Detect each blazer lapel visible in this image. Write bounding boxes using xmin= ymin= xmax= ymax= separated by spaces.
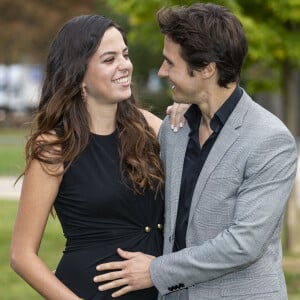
xmin=187 ymin=92 xmax=251 ymax=230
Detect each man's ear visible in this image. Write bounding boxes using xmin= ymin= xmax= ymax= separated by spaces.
xmin=201 ymin=62 xmax=216 ymax=79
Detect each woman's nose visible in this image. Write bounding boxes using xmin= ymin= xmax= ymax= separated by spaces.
xmin=118 ymin=57 xmax=132 ymax=71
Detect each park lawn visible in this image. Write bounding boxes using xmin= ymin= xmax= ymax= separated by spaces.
xmin=285 ymin=270 xmax=300 ymax=300
xmin=0 ymin=145 xmax=25 ymax=176
xmin=0 ymin=128 xmax=27 ymax=175
xmin=1 ymin=200 xmax=300 ymax=299
xmin=0 ymin=200 xmax=65 ymax=299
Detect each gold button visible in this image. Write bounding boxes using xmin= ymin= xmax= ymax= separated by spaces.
xmin=144 ymin=226 xmax=151 ymax=233
xmin=157 ymin=224 xmax=163 ymax=230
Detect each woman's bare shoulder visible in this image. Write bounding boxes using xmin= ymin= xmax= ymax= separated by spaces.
xmin=139 ymin=108 xmax=162 ymax=136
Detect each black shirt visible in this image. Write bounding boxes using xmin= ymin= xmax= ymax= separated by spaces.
xmin=173 ymin=86 xmax=243 ymax=251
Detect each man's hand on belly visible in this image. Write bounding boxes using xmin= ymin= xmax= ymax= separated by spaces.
xmin=94 ymin=248 xmax=155 ymax=297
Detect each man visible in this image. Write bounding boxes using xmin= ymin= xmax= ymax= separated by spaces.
xmin=93 ymin=3 xmax=298 ymax=299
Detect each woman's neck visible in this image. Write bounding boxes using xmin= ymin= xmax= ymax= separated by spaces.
xmin=87 ymin=103 xmax=117 ymax=135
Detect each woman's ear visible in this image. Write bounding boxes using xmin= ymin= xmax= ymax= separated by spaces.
xmin=81 ymin=83 xmax=87 ymax=102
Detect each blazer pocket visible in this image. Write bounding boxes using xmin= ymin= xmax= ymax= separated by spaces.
xmin=220 ymin=275 xmax=279 ymax=296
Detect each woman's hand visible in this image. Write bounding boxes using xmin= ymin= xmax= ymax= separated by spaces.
xmin=166 ymin=102 xmax=190 ymax=132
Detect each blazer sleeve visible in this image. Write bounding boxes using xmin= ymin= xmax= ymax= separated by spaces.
xmin=158 ymin=115 xmax=169 ymax=163
xmin=150 ymin=128 xmax=298 ymax=296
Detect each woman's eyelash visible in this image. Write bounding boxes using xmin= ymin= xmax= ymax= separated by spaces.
xmin=104 ymin=57 xmax=114 ymax=63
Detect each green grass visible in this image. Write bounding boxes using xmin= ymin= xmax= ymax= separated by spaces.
xmin=1 ymin=200 xmax=300 ymax=299
xmin=1 ymin=200 xmax=65 ymax=299
xmin=0 ymin=145 xmax=25 ymax=175
xmin=285 ymin=271 xmax=300 ymax=300
xmin=0 ymin=128 xmax=27 ymax=175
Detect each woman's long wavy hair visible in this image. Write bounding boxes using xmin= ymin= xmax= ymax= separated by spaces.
xmin=24 ymin=15 xmax=164 ymax=195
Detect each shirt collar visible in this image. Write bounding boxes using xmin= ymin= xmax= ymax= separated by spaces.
xmin=215 ymin=85 xmax=243 ymax=126
xmin=184 ymin=85 xmax=243 ymax=134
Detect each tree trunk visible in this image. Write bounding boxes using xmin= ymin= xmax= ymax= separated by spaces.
xmin=282 ymin=61 xmax=299 ymax=253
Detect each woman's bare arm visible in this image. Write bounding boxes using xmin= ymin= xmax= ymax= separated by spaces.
xmin=10 ymin=136 xmax=82 ymax=300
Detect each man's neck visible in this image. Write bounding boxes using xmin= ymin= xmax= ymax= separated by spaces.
xmin=197 ymin=82 xmax=237 ymax=126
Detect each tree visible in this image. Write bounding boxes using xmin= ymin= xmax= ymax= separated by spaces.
xmin=104 ymin=0 xmax=300 ymax=252
xmin=0 ymin=0 xmax=100 ymax=63
xmin=237 ymin=0 xmax=300 ymax=253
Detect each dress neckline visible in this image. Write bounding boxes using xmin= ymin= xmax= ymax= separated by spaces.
xmin=90 ymin=129 xmax=118 ymax=138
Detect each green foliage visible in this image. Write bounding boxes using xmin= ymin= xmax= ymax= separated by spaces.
xmin=0 ymin=0 xmax=105 ymax=63
xmin=104 ymin=0 xmax=300 ymax=92
xmin=237 ymin=0 xmax=300 ymax=67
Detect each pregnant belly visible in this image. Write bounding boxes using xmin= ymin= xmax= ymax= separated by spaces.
xmin=55 ymin=233 xmax=162 ymax=299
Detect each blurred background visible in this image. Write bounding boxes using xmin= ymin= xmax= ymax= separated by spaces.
xmin=0 ymin=0 xmax=299 ymax=299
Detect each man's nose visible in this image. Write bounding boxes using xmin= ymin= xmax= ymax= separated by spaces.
xmin=158 ymin=61 xmax=168 ymax=77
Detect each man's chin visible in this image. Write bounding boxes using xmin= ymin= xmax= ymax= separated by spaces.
xmin=172 ymin=98 xmax=189 ymax=104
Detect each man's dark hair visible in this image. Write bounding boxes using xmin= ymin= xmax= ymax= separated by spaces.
xmin=157 ymin=3 xmax=248 ymax=87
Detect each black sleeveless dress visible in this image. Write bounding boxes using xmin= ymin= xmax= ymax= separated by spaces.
xmin=54 ymin=131 xmax=164 ymax=299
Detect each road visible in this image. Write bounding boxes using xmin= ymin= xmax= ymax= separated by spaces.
xmin=0 ymin=155 xmax=299 ymax=202
xmin=0 ymin=176 xmax=22 ymax=200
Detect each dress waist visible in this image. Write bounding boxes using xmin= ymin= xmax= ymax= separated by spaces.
xmin=64 ymin=221 xmax=163 ymax=253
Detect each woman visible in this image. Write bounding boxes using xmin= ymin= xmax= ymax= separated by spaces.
xmin=10 ymin=15 xmax=169 ymax=299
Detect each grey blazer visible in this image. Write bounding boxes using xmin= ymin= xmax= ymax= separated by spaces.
xmin=150 ymin=90 xmax=298 ymax=300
